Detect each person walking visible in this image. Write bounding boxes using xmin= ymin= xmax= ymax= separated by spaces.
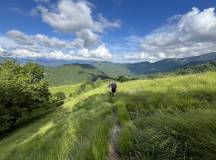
xmin=108 ymin=81 xmax=117 ymax=96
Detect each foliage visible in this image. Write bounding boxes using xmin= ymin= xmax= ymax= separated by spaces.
xmin=175 ymin=61 xmax=216 ymax=75
xmin=117 ymin=75 xmax=134 ymax=82
xmin=53 ymin=92 xmax=66 ymax=101
xmin=52 ymin=92 xmax=66 ymax=107
xmin=0 ymin=61 xmax=55 ymax=134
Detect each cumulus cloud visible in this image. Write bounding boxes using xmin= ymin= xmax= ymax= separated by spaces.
xmin=7 ymin=29 xmax=83 ymax=49
xmin=0 ymin=46 xmax=5 ymax=54
xmin=76 ymin=29 xmax=100 ymax=47
xmin=34 ymin=0 xmax=121 ymax=50
xmin=3 ymin=0 xmax=118 ymax=61
xmin=8 ymin=44 xmax=112 ymax=60
xmin=37 ymin=0 xmax=120 ymax=33
xmin=0 ymin=47 xmax=3 ymax=52
xmin=125 ymin=7 xmax=216 ymax=62
xmin=10 ymin=49 xmax=78 ymax=60
xmin=0 ymin=37 xmax=18 ymax=49
xmin=0 ymin=30 xmax=112 ymax=60
xmin=11 ymin=49 xmax=41 ymax=58
xmin=78 ymin=44 xmax=112 ymax=59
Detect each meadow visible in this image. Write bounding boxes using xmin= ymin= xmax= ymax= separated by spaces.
xmin=115 ymin=72 xmax=216 ymax=160
xmin=0 ymin=72 xmax=216 ymax=160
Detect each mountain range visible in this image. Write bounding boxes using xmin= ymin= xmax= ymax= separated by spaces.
xmin=1 ymin=52 xmax=216 ymax=86
xmin=91 ymin=52 xmax=216 ymax=76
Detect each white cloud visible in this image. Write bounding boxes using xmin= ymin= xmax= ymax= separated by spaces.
xmin=11 ymin=49 xmax=41 ymax=58
xmin=10 ymin=49 xmax=77 ymax=60
xmin=8 ymin=45 xmax=112 ymax=60
xmin=0 ymin=37 xmax=18 ymax=49
xmin=0 ymin=29 xmax=113 ymax=61
xmin=37 ymin=0 xmax=121 ymax=33
xmin=1 ymin=0 xmax=118 ymax=61
xmin=93 ymin=44 xmax=112 ymax=59
xmin=78 ymin=44 xmax=112 ymax=59
xmin=34 ymin=0 xmax=121 ymax=49
xmin=125 ymin=7 xmax=216 ymax=62
xmin=0 ymin=46 xmax=5 ymax=53
xmin=76 ymin=29 xmax=100 ymax=47
xmin=7 ymin=29 xmax=83 ymax=49
xmin=98 ymin=14 xmax=121 ymax=29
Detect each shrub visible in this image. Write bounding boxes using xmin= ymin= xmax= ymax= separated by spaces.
xmin=0 ymin=61 xmax=55 ymax=134
xmin=117 ymin=76 xmax=131 ymax=82
xmin=53 ymin=92 xmax=66 ymax=101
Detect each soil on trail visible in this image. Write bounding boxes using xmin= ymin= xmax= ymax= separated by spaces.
xmin=109 ymin=107 xmax=121 ymax=160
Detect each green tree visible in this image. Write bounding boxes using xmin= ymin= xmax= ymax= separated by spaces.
xmin=0 ymin=61 xmax=55 ymax=134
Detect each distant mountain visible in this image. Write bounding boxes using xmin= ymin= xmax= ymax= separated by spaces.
xmin=126 ymin=52 xmax=216 ymax=75
xmin=90 ymin=52 xmax=216 ymax=76
xmin=17 ymin=58 xmax=95 ymax=66
xmin=1 ymin=52 xmax=216 ymax=85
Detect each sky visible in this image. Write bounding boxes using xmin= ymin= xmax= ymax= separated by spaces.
xmin=0 ymin=0 xmax=216 ymax=62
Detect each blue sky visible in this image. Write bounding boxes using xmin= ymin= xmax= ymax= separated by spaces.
xmin=0 ymin=0 xmax=216 ymax=62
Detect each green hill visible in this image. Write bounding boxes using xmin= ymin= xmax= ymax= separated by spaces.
xmin=92 ymin=61 xmax=132 ymax=77
xmin=2 ymin=53 xmax=216 ymax=87
xmin=44 ymin=64 xmax=110 ymax=86
xmin=174 ymin=61 xmax=216 ymax=75
xmin=91 ymin=52 xmax=216 ymax=76
xmin=1 ymin=72 xmax=216 ymax=160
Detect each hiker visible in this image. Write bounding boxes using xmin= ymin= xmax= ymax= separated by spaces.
xmin=108 ymin=81 xmax=117 ymax=95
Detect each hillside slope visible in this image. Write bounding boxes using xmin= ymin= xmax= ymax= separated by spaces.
xmin=126 ymin=52 xmax=216 ymax=75
xmin=90 ymin=52 xmax=216 ymax=76
xmin=92 ymin=61 xmax=132 ymax=77
xmin=0 ymin=72 xmax=216 ymax=160
xmin=45 ymin=64 xmax=110 ymax=86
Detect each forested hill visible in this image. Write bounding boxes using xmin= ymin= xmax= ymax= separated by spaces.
xmin=125 ymin=52 xmax=216 ymax=75
xmin=44 ymin=63 xmax=110 ymax=86
xmin=91 ymin=52 xmax=216 ymax=76
xmin=2 ymin=52 xmax=216 ymax=86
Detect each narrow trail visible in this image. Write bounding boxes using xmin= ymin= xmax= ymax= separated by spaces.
xmin=109 ymin=106 xmax=121 ymax=160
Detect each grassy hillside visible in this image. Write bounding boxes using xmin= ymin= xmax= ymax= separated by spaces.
xmin=45 ymin=64 xmax=110 ymax=86
xmin=92 ymin=61 xmax=132 ymax=77
xmin=49 ymin=84 xmax=81 ymax=97
xmin=0 ymin=72 xmax=216 ymax=160
xmin=115 ymin=72 xmax=216 ymax=159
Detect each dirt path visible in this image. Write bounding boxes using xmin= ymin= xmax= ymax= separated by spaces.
xmin=109 ymin=107 xmax=121 ymax=160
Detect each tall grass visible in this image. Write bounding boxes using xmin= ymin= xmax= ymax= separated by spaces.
xmin=0 ymin=83 xmax=113 ymax=160
xmin=1 ymin=72 xmax=216 ymax=160
xmin=115 ymin=72 xmax=216 ymax=160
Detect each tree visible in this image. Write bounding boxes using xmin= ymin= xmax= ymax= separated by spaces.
xmin=0 ymin=61 xmax=54 ymax=134
xmin=53 ymin=92 xmax=66 ymax=101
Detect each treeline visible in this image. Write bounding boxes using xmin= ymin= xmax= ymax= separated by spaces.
xmin=137 ymin=61 xmax=216 ymax=80
xmin=175 ymin=61 xmax=216 ymax=75
xmin=0 ymin=61 xmax=61 ymax=134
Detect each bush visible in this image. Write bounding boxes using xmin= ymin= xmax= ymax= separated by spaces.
xmin=117 ymin=76 xmax=132 ymax=82
xmin=53 ymin=92 xmax=66 ymax=101
xmin=53 ymin=92 xmax=66 ymax=107
xmin=0 ymin=61 xmax=55 ymax=134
